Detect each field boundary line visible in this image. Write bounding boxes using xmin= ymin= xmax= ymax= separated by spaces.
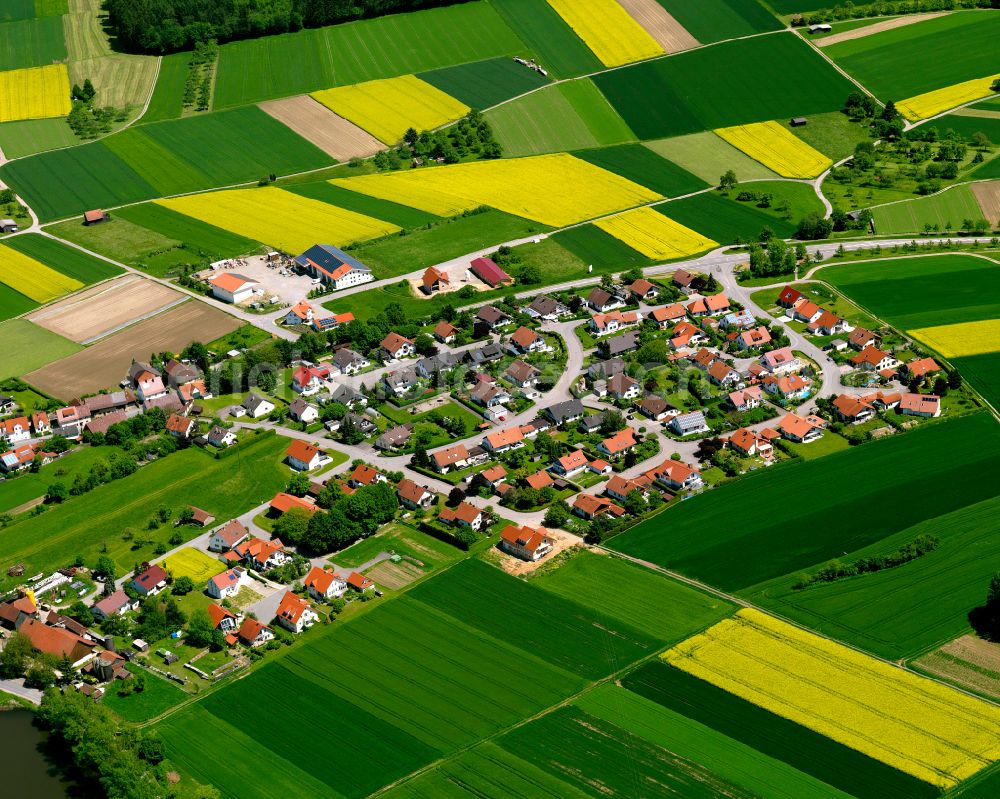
xmin=79 ymin=294 xmax=189 ymax=344
xmin=865 ymin=177 xmax=999 ymax=214
xmin=794 ymin=27 xmax=880 ymax=101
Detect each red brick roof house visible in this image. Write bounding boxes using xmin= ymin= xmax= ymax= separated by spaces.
xmin=791 ymin=300 xmax=823 ymax=324
xmin=234 ymin=537 xmax=289 ymax=572
xmin=207 ymin=568 xmax=246 ymax=600
xmin=832 ymin=394 xmax=876 ymax=424
xmin=737 ymin=326 xmax=772 ymax=351
xmin=904 ymin=358 xmax=942 ymax=380
xmin=848 ymin=328 xmax=879 ymax=351
xmin=509 ymin=326 xmax=544 ymax=354
xmin=207 ymin=604 xmax=238 ymax=633
xmin=380 ymin=332 xmax=416 ymax=361
xmin=422 ymin=266 xmax=450 ymax=293
xmin=599 ymin=427 xmax=637 ymax=459
xmin=777 ymin=286 xmax=803 ymax=308
xmin=237 ymin=618 xmax=274 ymax=648
xmin=269 ymin=493 xmax=318 ymax=515
xmin=91 ymin=589 xmax=137 ymax=621
xmin=650 ymin=459 xmax=702 ymax=491
xmin=572 ymin=493 xmax=625 ymax=521
xmin=432 ymin=443 xmax=469 ymax=473
xmin=808 ymin=310 xmax=849 ymax=336
xmin=606 ymin=474 xmax=652 ymax=503
xmin=779 ymin=413 xmax=823 ymax=443
xmin=286 ymin=439 xmax=325 ymax=472
xmin=628 ymin=278 xmax=660 ymax=302
xmin=304 ymin=566 xmax=347 ymax=600
xmin=649 ymin=303 xmax=687 ymax=328
xmin=551 ymin=449 xmax=589 ymax=477
xmin=19 ymin=618 xmax=96 ymax=667
xmin=31 ymin=411 xmax=50 ymax=434
xmin=499 ymin=525 xmax=554 ymax=561
xmin=524 ymin=469 xmax=555 ymax=489
xmin=850 ymin=346 xmax=898 ymax=373
xmin=672 ymin=269 xmax=698 ymax=294
xmin=439 ymin=501 xmax=486 ymax=530
xmin=130 ymin=565 xmax=168 ymax=596
xmin=348 ymin=463 xmax=386 ymax=488
xmin=899 ymin=393 xmax=941 ymax=418
xmin=728 ymin=427 xmax=773 ymax=459
xmin=728 ymin=386 xmax=763 ymax=412
xmin=397 ymin=478 xmax=434 ymax=509
xmin=347 ymin=572 xmax=375 ymax=592
xmin=275 ymin=591 xmax=319 ymax=633
xmin=433 ymin=320 xmax=457 ymax=343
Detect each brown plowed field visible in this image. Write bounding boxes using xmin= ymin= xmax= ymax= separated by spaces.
xmin=971 ymin=180 xmax=1000 ymax=224
xmin=27 ymin=275 xmax=184 ymax=343
xmin=259 ymin=95 xmax=384 ymax=161
xmin=617 ymin=0 xmax=698 ymax=53
xmin=816 ymin=12 xmax=950 ymax=47
xmin=916 ymin=635 xmax=1000 ymax=702
xmin=25 ymin=301 xmax=240 ymax=399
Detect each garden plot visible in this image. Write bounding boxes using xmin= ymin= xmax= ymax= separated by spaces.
xmin=258 ymin=95 xmax=383 ymax=161
xmin=916 ymin=636 xmax=1000 ymax=703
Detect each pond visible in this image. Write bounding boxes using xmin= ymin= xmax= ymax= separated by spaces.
xmin=0 ymin=708 xmax=71 ymax=798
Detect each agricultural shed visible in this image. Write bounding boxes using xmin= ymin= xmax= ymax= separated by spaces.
xmin=470 ymin=257 xmax=513 ymax=287
xmin=82 ymin=209 xmax=107 ymax=225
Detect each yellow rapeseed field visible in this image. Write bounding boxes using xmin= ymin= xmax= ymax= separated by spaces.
xmin=0 ymin=244 xmax=83 ymax=303
xmin=909 ymin=319 xmax=1000 ymax=358
xmin=714 ymin=121 xmax=833 ymax=179
xmin=158 ymin=187 xmax=399 ymax=254
xmin=663 ymin=609 xmax=1000 ymax=788
xmin=898 ymin=74 xmax=1000 ymax=122
xmin=594 ymin=206 xmax=717 ymax=259
xmin=163 ymin=547 xmax=227 ymax=584
xmin=311 ymin=75 xmax=470 ymax=145
xmin=0 ymin=64 xmax=72 ymax=123
xmin=546 ymin=0 xmax=664 ymax=67
xmin=330 ymin=153 xmax=662 ymax=227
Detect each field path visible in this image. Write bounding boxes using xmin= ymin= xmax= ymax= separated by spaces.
xmin=815 ymin=13 xmax=950 ymax=47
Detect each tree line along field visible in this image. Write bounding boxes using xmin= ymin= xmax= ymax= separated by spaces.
xmin=610 ymin=413 xmax=1000 ymax=592
xmin=0 ymin=433 xmax=289 ymax=593
xmin=211 ymin=1 xmax=529 ymax=109
xmin=0 ymin=106 xmax=335 ymax=222
xmin=825 ymin=11 xmax=1000 ymax=102
xmin=155 ymin=556 xmax=730 ymax=799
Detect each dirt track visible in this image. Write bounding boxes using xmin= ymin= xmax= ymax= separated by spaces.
xmin=27 ymin=275 xmax=184 ymax=343
xmin=617 ymin=0 xmax=699 ymax=53
xmin=259 ymin=96 xmax=383 ymax=161
xmin=25 ymin=301 xmax=240 ymax=399
xmin=971 ymin=181 xmax=1000 ymax=225
xmin=816 ymin=13 xmax=949 ymax=47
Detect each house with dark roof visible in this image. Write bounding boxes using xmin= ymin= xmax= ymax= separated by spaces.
xmin=544 ymin=399 xmax=585 ymax=426
xmin=130 ymin=565 xmax=168 ymax=596
xmin=526 ymin=294 xmax=569 ymax=320
xmin=587 ymin=287 xmax=624 ymax=313
xmin=295 ymin=244 xmax=373 ymax=290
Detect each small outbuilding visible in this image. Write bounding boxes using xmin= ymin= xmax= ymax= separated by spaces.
xmin=790 ymin=117 xmax=808 ymax=127
xmin=83 ymin=209 xmax=108 ymax=226
xmin=0 ymin=219 xmax=18 ymax=233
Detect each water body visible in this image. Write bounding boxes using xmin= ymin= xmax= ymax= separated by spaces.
xmin=0 ymin=709 xmax=70 ymax=798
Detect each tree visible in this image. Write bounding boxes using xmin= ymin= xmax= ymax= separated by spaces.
xmin=448 ymin=487 xmax=466 ymax=506
xmin=272 ymin=507 xmax=312 ymax=547
xmin=95 ymin=554 xmax=117 ymax=584
xmin=286 ymin=471 xmax=311 ymax=497
xmin=623 ymin=490 xmax=647 ymax=517
xmin=719 ymin=170 xmax=737 ymax=192
xmin=0 ymin=631 xmax=33 ymax=677
xmin=947 ymin=370 xmax=962 ymax=390
xmin=185 ymin=608 xmax=216 ymax=649
xmin=171 ymin=576 xmax=195 ymax=595
xmin=988 ymin=573 xmax=1000 ymax=611
xmin=600 ymin=410 xmax=625 ymax=437
xmin=65 ymin=600 xmax=93 ymax=624
xmin=933 ymin=376 xmax=949 ymax=396
xmin=45 ymin=481 xmax=68 ymax=504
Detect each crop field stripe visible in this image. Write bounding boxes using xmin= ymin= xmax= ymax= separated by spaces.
xmin=545 ymin=0 xmax=664 ymax=68
xmin=664 ymin=609 xmax=1000 ymax=788
xmin=0 ymin=318 xmax=80 ymax=379
xmin=488 ymin=0 xmax=604 ymax=79
xmin=417 ymin=56 xmax=550 ymax=110
xmin=162 ymin=547 xmax=225 ymax=583
xmin=553 ymin=223 xmax=655 ymax=270
xmin=652 ymin=191 xmax=797 ymax=244
xmin=644 ymin=131 xmax=780 ymax=183
xmin=213 ymin=2 xmax=528 ymax=108
xmin=0 ymin=63 xmax=71 ymax=123
xmin=0 ymin=117 xmax=80 ymax=159
xmin=408 ymin=558 xmax=662 ymax=680
xmin=593 ymin=33 xmax=855 ymax=140
xmin=610 ymin=413 xmax=1000 ymax=591
xmin=653 ymin=0 xmax=782 ymax=43
xmin=558 ymin=79 xmax=636 ymax=143
xmin=287 ymin=181 xmax=439 ymax=229
xmin=623 ymin=661 xmax=938 ymax=799
xmin=113 ymin=203 xmax=260 ymax=258
xmin=574 ymin=143 xmax=708 ymax=197
xmin=157 ymin=186 xmax=399 ymax=254
xmin=0 ymin=242 xmax=83 ymax=301
xmin=897 ymin=73 xmax=1000 ymax=122
xmin=102 ymin=127 xmax=210 ymax=197
xmin=0 ymin=284 xmax=38 ymax=321
xmin=595 ymin=206 xmax=718 ymax=260
xmin=0 ymin=16 xmax=66 ymax=70
xmin=909 ymin=319 xmax=1000 ymax=358
xmin=950 ymin=352 xmax=1000 ymax=409
xmin=2 ymin=233 xmax=122 ymax=284
xmin=141 ymin=52 xmax=191 ymax=123
xmin=0 ymin=0 xmax=35 ymax=22
xmin=714 ymin=121 xmax=833 ymax=178
xmin=825 ymin=11 xmax=1000 ymax=100
xmin=575 ymin=683 xmax=856 ymax=799
xmin=871 ymin=185 xmax=984 ymax=235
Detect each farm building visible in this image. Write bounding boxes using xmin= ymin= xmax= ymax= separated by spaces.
xmin=83 ymin=209 xmax=108 ymax=226
xmin=469 ymin=257 xmax=513 ymax=287
xmin=295 ymin=244 xmax=373 ymax=290
xmin=209 ymin=272 xmax=258 ymax=304
xmin=0 ymin=219 xmax=18 ymax=233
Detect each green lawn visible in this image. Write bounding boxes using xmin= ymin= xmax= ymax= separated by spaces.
xmin=0 ymin=15 xmax=65 ymax=70
xmin=0 ymin=433 xmax=290 ymax=591
xmin=0 ymin=118 xmax=80 ymax=159
xmin=0 ymin=320 xmax=82 ymax=380
xmin=0 ymin=446 xmax=121 ymax=515
xmin=101 ymin=665 xmax=189 ymax=723
xmin=331 ymin=522 xmax=463 ymax=572
xmin=783 ymin=431 xmax=851 ymax=460
xmin=610 ymin=413 xmax=1000 ymax=592
xmin=777 ymin=111 xmax=875 ymax=161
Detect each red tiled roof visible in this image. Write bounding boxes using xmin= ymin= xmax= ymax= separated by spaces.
xmin=209 ymin=272 xmax=255 ymax=293
xmin=500 ymin=524 xmax=551 ymax=553
xmin=286 ymin=439 xmax=320 ymax=464
xmin=269 ymin=493 xmax=317 ymax=513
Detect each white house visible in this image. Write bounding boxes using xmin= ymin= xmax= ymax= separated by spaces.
xmin=304 ymin=566 xmax=347 ymax=601
xmin=670 ymin=411 xmax=709 ymax=436
xmin=0 ymin=416 xmax=31 ymax=444
xmin=286 ymin=440 xmax=326 ymax=471
xmin=241 ymin=393 xmax=275 ymax=418
xmin=208 ymin=520 xmax=250 ymax=553
xmin=275 ymin=591 xmax=319 ymax=633
xmin=499 ymin=524 xmax=553 ymax=562
xmin=289 ymin=398 xmax=319 ymax=423
xmin=209 ymin=272 xmax=258 ymax=304
xmin=207 ymin=568 xmax=248 ymax=600
xmin=294 ymin=244 xmax=373 ymax=290
xmin=207 ymin=425 xmax=237 ymax=448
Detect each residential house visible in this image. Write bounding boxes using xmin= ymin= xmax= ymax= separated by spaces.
xmin=433 ymin=320 xmax=457 ymax=344
xmin=1 ymin=416 xmax=31 ymax=444
xmin=686 ymin=294 xmax=730 ymax=317
xmin=439 ymin=501 xmax=486 ymax=530
xmin=469 ymin=256 xmax=513 ymax=287
xmin=707 ymin=360 xmax=741 ymax=388
xmin=483 ymin=426 xmax=525 ymax=454
xmin=207 ymin=425 xmax=237 ymax=448
xmin=477 ymin=465 xmax=508 ymax=492
xmin=728 ymin=386 xmax=763 ymax=412
xmin=269 ymin=493 xmax=317 ymax=515
xmin=331 ymin=348 xmax=369 ymax=376
xmin=207 ymin=568 xmax=248 ymax=600
xmin=475 ymin=305 xmax=512 ymax=330
xmin=524 ymin=469 xmax=554 ymax=490
xmin=465 ymin=342 xmax=504 ymax=366
xmin=606 ymin=474 xmax=652 ymax=504
xmin=471 ymin=380 xmax=510 ymax=409
xmin=289 ymin=398 xmax=319 ymax=424
xmin=382 ymin=367 xmax=419 ymax=396
xmin=850 ymin=346 xmax=899 ymax=373
xmin=551 ymin=449 xmax=589 ymax=477
xmin=728 ymin=428 xmax=773 ymax=459
xmin=208 ymin=272 xmax=258 ymax=304
xmin=283 ymin=300 xmax=314 ymax=326
xmin=670 ymin=321 xmax=707 ymax=350
xmin=187 ymin=507 xmax=215 ymax=527
xmin=578 ymin=413 xmax=605 ymax=434
xmin=348 ymin=463 xmax=386 ymax=488
xmin=295 ymin=244 xmax=373 ymax=290
xmin=637 ymin=395 xmax=677 ymax=422
xmin=588 ymin=359 xmax=625 ymax=381
xmin=0 ymin=395 xmax=14 ymax=414
xmin=628 ymin=278 xmax=660 ymax=302
xmin=526 ymin=295 xmax=568 ymax=320
xmin=310 ymin=311 xmax=355 ymax=334
xmin=545 ymin=399 xmax=585 ymax=426
xmin=416 ymin=352 xmax=459 ymax=380
xmin=329 ymin=383 xmax=367 ymax=408
xmin=234 ymin=537 xmax=289 ymax=572
xmin=761 ymin=347 xmax=801 ymax=375
xmin=130 ymin=565 xmax=168 ymax=597
xmin=347 ymin=572 xmax=375 ymax=592
xmin=672 ymin=269 xmax=698 ymax=295
xmin=241 ymin=393 xmax=275 ymax=418
xmin=599 ymin=427 xmax=637 ymax=459
xmin=209 ymin=520 xmax=250 ymax=553
xmin=605 ymin=331 xmax=639 ymax=357
xmin=304 ymin=567 xmax=347 ymax=601
xmin=649 ymin=303 xmax=687 ymax=329
xmin=432 ymin=443 xmax=469 ymax=473
xmin=396 ymin=477 xmax=434 ymax=510
xmin=763 ymin=374 xmax=812 ymax=402
xmin=590 ymin=310 xmax=642 ymax=336
xmin=862 ymin=390 xmax=902 ymax=410
xmin=904 ymin=358 xmax=942 ymax=381
xmin=607 ymin=373 xmax=640 ymax=401
xmin=375 ymin=424 xmax=413 ymax=452
xmin=90 ymin=590 xmax=137 ymax=621
xmin=421 ymin=266 xmax=449 ymax=293
xmin=31 ymin=412 xmax=50 ymax=435
xmin=503 ymin=360 xmax=541 ymax=390
xmin=779 ymin=413 xmax=823 ymax=443
xmin=165 ymin=413 xmax=195 ymax=439
xmin=509 ymin=326 xmax=544 ymax=354
xmin=587 ymin=287 xmax=624 ymax=313
xmin=669 ymin=411 xmax=709 ymax=437
xmin=808 ymin=311 xmax=849 ymax=336
xmin=737 ymin=326 xmax=772 ymax=351
xmin=832 ymin=394 xmax=876 ymax=424
xmin=0 ymin=443 xmax=50 ymax=473
xmin=18 ymin=618 xmax=96 ymax=668
xmin=899 ymin=393 xmax=941 ymax=418
xmin=777 ymin=286 xmax=804 ymax=308
xmin=207 ymin=604 xmax=238 ymax=634
xmin=721 ymin=309 xmax=755 ymax=330
xmin=380 ymin=332 xmax=416 ymax=361
xmin=286 ymin=440 xmax=326 ymax=471
xmin=499 ymin=524 xmax=554 ymax=562
xmin=651 ymin=459 xmax=703 ymax=491
xmin=275 ymin=591 xmax=319 ymax=633
xmin=573 ymin=494 xmax=625 ymax=521
xmin=848 ymin=328 xmax=879 ymax=351
xmin=291 ymin=364 xmax=331 ymax=395
xmin=237 ymin=618 xmax=274 ymax=648
xmin=791 ymin=300 xmax=823 ymax=324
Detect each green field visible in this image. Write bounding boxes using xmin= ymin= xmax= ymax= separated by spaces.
xmin=0 ymin=319 xmax=81 ymax=379
xmin=574 ymin=143 xmax=709 ymax=197
xmin=0 ymin=15 xmax=66 ymax=70
xmin=0 ymin=284 xmax=37 ymax=321
xmin=0 ymin=446 xmax=118 ymax=515
xmin=746 ymin=496 xmax=1000 ymax=660
xmin=654 ymin=0 xmax=782 ymax=43
xmin=777 ymin=111 xmax=875 ymax=160
xmin=142 ymin=52 xmax=191 ymax=123
xmin=872 ymin=184 xmax=985 ymax=235
xmin=48 ymin=216 xmax=185 ymax=277
xmin=0 ymin=433 xmax=290 ymax=590
xmin=485 ymin=78 xmax=635 ymax=157
xmin=114 ymin=203 xmax=259 ymax=261
xmin=825 ymin=11 xmax=1000 ymax=100
xmin=331 ymin=522 xmax=463 ymax=571
xmin=3 ymin=233 xmax=123 ymax=284
xmin=610 ymin=413 xmax=1000 ymax=591
xmin=100 ymin=666 xmax=188 ymax=723
xmin=2 ymin=107 xmax=334 ymax=222
xmin=0 ymin=0 xmax=36 ymax=21
xmin=973 ymin=153 xmax=1000 ymax=181
xmin=768 ymin=0 xmax=838 ymax=11
xmin=950 ymin=351 xmax=1000 ymax=410
xmin=535 ymin=551 xmax=733 ymax=643
xmin=213 ymin=2 xmax=528 ymax=108
xmin=623 ymin=662 xmax=936 ymax=799
xmin=553 ymin=223 xmax=656 ymax=270
xmin=935 ymin=113 xmax=1000 ymax=146
xmin=593 ymin=33 xmax=856 ymax=140
xmin=0 ymin=118 xmax=80 ymax=159
xmin=286 ymin=181 xmax=439 ymax=229
xmin=646 ymin=131 xmax=780 ymax=183
xmin=488 ymin=0 xmax=602 ymax=79
xmin=418 ymin=56 xmax=549 ymax=110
